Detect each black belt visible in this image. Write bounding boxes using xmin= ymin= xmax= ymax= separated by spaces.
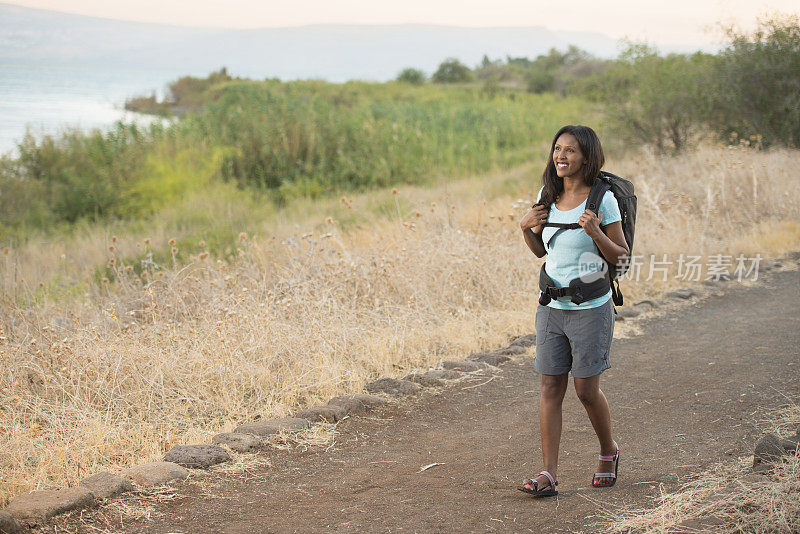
xmin=538 ymin=265 xmax=612 ymax=306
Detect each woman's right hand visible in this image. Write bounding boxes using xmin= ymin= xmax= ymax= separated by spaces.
xmin=520 ymin=204 xmax=550 ymax=234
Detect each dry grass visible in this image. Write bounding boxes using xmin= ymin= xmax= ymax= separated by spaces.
xmin=600 ymin=403 xmax=800 ymax=533
xmin=1 ymin=144 xmax=799 ymax=507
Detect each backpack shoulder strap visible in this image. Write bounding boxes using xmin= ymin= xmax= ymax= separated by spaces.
xmin=586 ymin=174 xmax=611 ymax=216
xmin=542 ymin=175 xmax=610 ymax=248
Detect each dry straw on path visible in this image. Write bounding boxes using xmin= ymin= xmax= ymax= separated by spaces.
xmin=601 ymin=403 xmax=800 ymax=533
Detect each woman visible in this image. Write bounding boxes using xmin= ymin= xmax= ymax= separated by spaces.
xmin=518 ymin=125 xmax=629 ymax=497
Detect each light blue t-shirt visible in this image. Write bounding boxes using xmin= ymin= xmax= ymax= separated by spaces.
xmin=536 ymin=187 xmax=622 ymax=310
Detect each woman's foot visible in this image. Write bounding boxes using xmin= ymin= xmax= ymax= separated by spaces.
xmin=593 ymin=441 xmax=619 ymax=487
xmin=519 ymin=470 xmax=558 ymax=496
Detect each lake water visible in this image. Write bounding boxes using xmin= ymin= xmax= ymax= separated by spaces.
xmin=0 ymin=62 xmax=189 ymax=156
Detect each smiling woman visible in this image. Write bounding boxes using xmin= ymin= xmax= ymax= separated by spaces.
xmin=518 ymin=124 xmax=629 ymax=497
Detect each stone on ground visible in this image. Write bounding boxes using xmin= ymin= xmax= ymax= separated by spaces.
xmin=365 ymin=378 xmax=422 ymax=397
xmin=617 ymin=307 xmax=641 ymax=318
xmin=212 ymin=432 xmax=263 ymax=452
xmin=327 ymin=394 xmax=391 ymax=416
xmin=633 ymin=300 xmax=657 ymax=309
xmin=422 ymin=370 xmax=462 ymax=380
xmin=327 ymin=396 xmax=368 ymax=415
xmin=164 ymin=444 xmax=231 ymax=468
xmin=5 ymin=487 xmax=95 ymax=526
xmin=509 ymin=333 xmax=536 ymax=347
xmin=347 ymin=393 xmax=392 ymax=408
xmin=123 ymin=462 xmax=189 ymax=487
xmin=440 ymin=360 xmax=483 ymax=372
xmin=493 ymin=345 xmax=527 ymax=355
xmin=235 ymin=417 xmax=310 ymax=437
xmin=0 ymin=510 xmax=23 ymax=533
xmin=402 ymin=373 xmax=443 ymax=387
xmin=753 ymin=433 xmax=800 ymax=471
xmin=468 ymin=352 xmax=511 ymax=366
xmin=666 ymin=288 xmax=695 ymax=299
xmin=78 ymin=472 xmax=133 ymax=500
xmin=295 ymin=404 xmax=348 ymax=423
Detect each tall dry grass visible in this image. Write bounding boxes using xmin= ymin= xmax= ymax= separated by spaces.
xmin=1 ymin=144 xmax=800 ymax=506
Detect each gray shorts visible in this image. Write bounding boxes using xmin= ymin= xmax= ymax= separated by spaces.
xmin=533 ymin=298 xmax=615 ymax=378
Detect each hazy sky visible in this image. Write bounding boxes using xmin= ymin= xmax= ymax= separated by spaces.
xmin=8 ymin=0 xmax=798 ymax=44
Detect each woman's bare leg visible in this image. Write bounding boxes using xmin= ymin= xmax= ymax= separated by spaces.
xmin=573 ymin=375 xmax=617 ymax=484
xmin=524 ymin=373 xmax=569 ymax=491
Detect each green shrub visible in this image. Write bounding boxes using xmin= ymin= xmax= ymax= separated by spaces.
xmin=432 ymin=58 xmax=472 ymax=83
xmin=575 ymin=44 xmax=715 ymax=153
xmin=711 ymin=14 xmax=800 ymax=146
xmin=2 ymin=77 xmax=592 ymax=235
xmin=396 ymin=68 xmax=426 ymax=85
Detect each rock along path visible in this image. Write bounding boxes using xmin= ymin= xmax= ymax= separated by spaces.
xmin=55 ymin=269 xmax=800 ymax=533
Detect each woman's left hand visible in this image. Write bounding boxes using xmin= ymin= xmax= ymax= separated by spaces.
xmin=578 ymin=209 xmax=603 ymax=239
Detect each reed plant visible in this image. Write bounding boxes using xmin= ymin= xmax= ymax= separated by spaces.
xmin=1 ymin=81 xmax=591 ymax=235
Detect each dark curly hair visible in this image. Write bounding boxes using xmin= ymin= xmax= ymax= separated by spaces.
xmin=539 ymin=125 xmax=605 ymax=207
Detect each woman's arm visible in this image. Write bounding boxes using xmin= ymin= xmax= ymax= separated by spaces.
xmin=578 ymin=210 xmax=629 ymax=267
xmin=520 ymin=204 xmax=549 ymax=258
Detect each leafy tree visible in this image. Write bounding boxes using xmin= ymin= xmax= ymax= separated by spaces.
xmin=576 ymin=44 xmax=715 ymax=153
xmin=432 ymin=58 xmax=472 ymax=83
xmin=525 ymin=68 xmax=556 ymax=94
xmin=525 ymin=46 xmax=605 ymax=95
xmin=396 ymin=68 xmax=426 ymax=85
xmin=506 ymin=55 xmax=533 ymax=68
xmin=711 ymin=14 xmax=800 ymax=146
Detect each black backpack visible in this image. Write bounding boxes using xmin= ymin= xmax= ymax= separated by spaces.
xmin=541 ymin=171 xmax=637 ymax=305
xmin=589 ymin=171 xmax=637 ymax=304
xmin=591 ymin=172 xmax=636 ymax=271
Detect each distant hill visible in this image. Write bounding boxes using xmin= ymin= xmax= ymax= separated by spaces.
xmin=0 ymin=3 xmax=625 ymax=81
xmin=0 ymin=3 xmax=710 ymax=81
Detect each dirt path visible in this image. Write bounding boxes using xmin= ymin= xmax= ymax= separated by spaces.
xmin=56 ymin=269 xmax=800 ymax=533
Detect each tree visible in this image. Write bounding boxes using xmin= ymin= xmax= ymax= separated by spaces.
xmin=575 ymin=44 xmax=715 ymax=153
xmin=711 ymin=14 xmax=800 ymax=146
xmin=396 ymin=68 xmax=426 ymax=85
xmin=524 ymin=46 xmax=604 ymax=95
xmin=432 ymin=58 xmax=472 ymax=83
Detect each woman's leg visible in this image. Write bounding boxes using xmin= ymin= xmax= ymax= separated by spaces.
xmin=573 ymin=375 xmax=617 ymax=484
xmin=525 ymin=373 xmax=569 ymax=490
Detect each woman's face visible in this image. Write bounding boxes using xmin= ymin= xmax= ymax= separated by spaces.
xmin=552 ymin=133 xmax=586 ymax=180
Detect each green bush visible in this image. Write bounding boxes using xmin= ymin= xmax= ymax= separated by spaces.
xmin=396 ymin=68 xmax=426 ymax=85
xmin=711 ymin=14 xmax=800 ymax=146
xmin=575 ymin=44 xmax=715 ymax=153
xmin=125 ymin=67 xmax=233 ymax=116
xmin=432 ymin=58 xmax=472 ymax=83
xmin=1 ymin=77 xmax=591 ymax=237
xmin=14 ymin=122 xmax=159 ymax=221
xmin=571 ymin=14 xmax=799 ymax=151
